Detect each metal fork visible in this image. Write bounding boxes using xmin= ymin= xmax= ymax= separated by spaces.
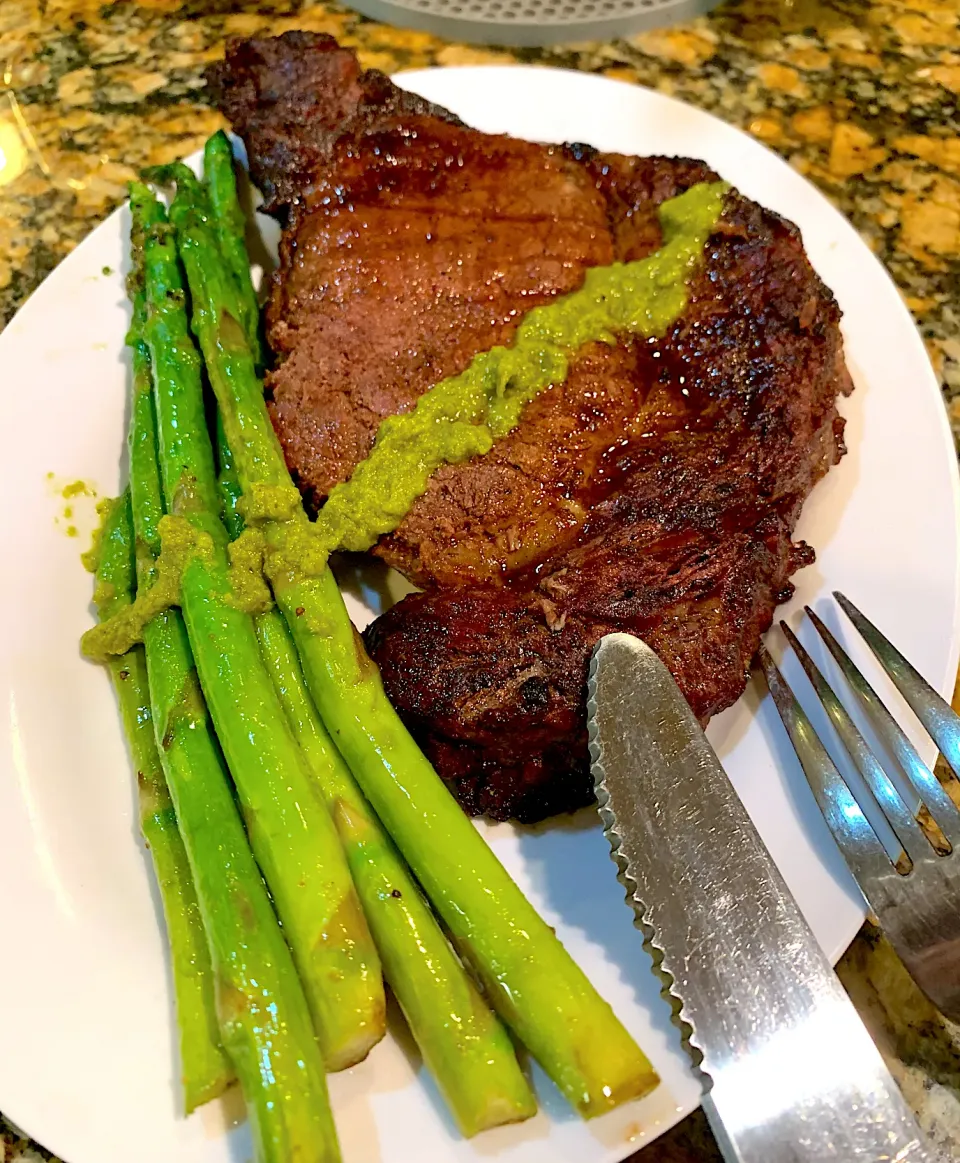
xmin=757 ymin=591 xmax=960 ymax=1024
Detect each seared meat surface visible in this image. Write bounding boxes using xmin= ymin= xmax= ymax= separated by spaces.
xmin=210 ymin=33 xmax=852 ymax=822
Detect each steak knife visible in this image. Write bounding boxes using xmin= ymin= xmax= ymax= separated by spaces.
xmin=587 ymin=632 xmax=931 ymax=1163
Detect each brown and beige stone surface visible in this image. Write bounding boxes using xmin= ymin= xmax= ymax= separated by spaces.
xmin=1 ymin=0 xmax=960 ymax=1159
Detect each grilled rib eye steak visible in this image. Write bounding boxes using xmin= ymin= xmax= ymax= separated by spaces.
xmin=209 ymin=33 xmax=852 ymax=822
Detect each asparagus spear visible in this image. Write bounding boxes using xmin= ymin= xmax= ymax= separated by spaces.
xmin=125 ymin=186 xmax=342 ymax=1161
xmin=92 ymin=489 xmax=232 ymax=1113
xmin=203 ymin=130 xmax=265 ymax=370
xmin=118 ymin=203 xmax=232 ymax=1110
xmin=165 ymin=154 xmax=660 ymax=1119
xmin=133 ymin=181 xmax=385 ymax=1071
xmin=103 ymin=497 xmax=339 ymax=1163
xmin=221 ymin=429 xmax=535 ymax=1134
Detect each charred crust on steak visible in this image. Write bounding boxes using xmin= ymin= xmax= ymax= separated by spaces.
xmin=209 ymin=33 xmax=853 ymax=823
xmin=207 ymin=31 xmax=462 ymax=213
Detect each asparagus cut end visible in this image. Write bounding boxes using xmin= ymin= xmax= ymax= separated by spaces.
xmin=182 ymin=1055 xmax=235 ymax=1116
xmin=325 ymin=1026 xmax=386 ymax=1074
xmin=576 ymin=1063 xmax=661 ymax=1120
xmin=462 ymin=1093 xmax=538 ymax=1138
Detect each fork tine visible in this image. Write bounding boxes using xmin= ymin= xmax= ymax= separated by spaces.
xmin=756 ymin=644 xmax=899 ymax=889
xmin=806 ymin=605 xmax=960 ymax=847
xmin=780 ymin=622 xmax=933 ymax=866
xmin=835 ymin=591 xmax=960 ymax=785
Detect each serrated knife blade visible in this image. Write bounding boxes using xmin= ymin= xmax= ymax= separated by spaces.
xmin=587 ymin=632 xmax=931 ymax=1163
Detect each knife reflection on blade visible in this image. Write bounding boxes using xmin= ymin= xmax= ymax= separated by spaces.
xmin=587 ymin=632 xmax=931 ymax=1163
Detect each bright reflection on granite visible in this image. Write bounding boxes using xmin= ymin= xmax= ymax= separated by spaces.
xmin=0 ymin=119 xmax=27 ymax=189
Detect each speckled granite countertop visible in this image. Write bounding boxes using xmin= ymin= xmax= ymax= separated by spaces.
xmin=1 ymin=1 xmax=959 ymax=1160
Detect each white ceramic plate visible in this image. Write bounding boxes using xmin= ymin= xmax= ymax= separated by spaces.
xmin=0 ymin=65 xmax=958 ymax=1163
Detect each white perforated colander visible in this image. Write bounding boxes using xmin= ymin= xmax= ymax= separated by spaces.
xmin=344 ymin=0 xmax=722 ymax=47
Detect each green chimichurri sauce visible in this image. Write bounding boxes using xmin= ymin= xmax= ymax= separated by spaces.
xmin=312 ymin=180 xmax=728 ymax=556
